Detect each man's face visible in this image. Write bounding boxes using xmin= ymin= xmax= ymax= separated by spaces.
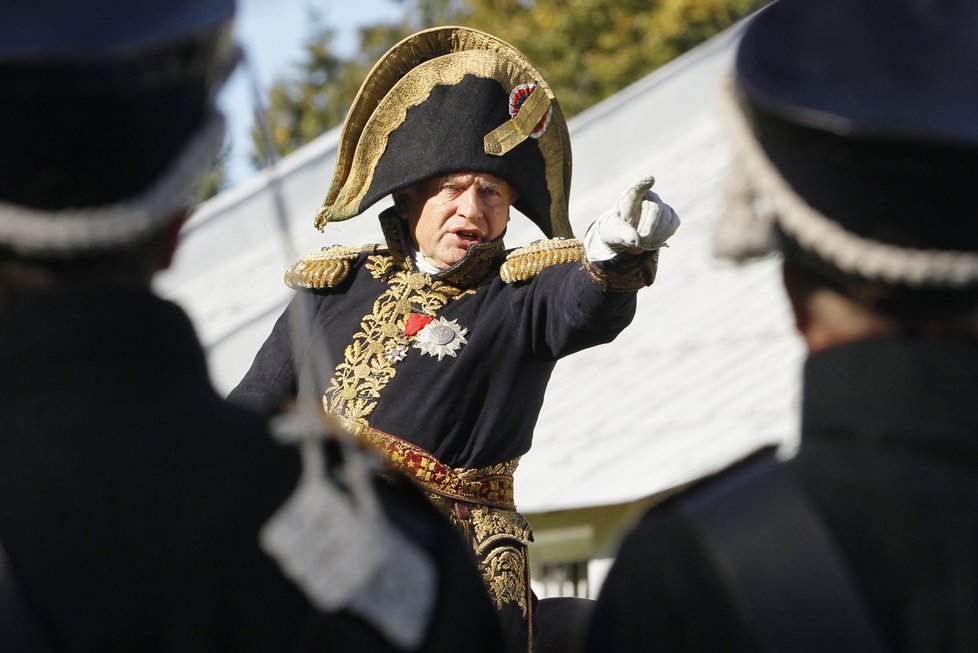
xmin=396 ymin=172 xmax=515 ymax=269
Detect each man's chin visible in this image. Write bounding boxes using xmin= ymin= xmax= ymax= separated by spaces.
xmin=427 ymin=251 xmax=463 ymax=270
xmin=432 ymin=238 xmax=490 ymax=268
xmin=441 ymin=246 xmax=471 ymax=266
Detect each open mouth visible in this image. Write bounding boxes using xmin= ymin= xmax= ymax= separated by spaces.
xmin=453 ymin=229 xmax=482 ymax=244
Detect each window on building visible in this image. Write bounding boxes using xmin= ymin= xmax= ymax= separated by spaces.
xmin=536 ymin=559 xmax=589 ymax=598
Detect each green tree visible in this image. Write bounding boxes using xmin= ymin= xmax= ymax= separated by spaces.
xmin=249 ymin=14 xmax=372 ymax=166
xmin=249 ymin=0 xmax=767 ymax=166
xmin=248 ymin=0 xmax=470 ymax=165
xmin=456 ymin=0 xmax=769 ymax=116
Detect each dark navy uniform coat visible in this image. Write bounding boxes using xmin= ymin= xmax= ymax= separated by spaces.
xmin=231 ymin=213 xmax=642 ymax=471
xmin=587 ymin=334 xmax=978 ymax=652
xmin=0 ymin=288 xmax=505 ymax=652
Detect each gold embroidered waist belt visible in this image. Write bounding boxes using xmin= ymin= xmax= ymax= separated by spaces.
xmin=346 ymin=421 xmax=518 ymax=509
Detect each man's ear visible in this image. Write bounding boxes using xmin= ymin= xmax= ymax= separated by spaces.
xmin=392 ymin=190 xmax=411 ymax=220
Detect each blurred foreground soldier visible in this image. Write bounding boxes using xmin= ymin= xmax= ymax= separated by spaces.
xmin=231 ymin=26 xmax=679 ymax=653
xmin=0 ymin=1 xmax=506 ymax=651
xmin=587 ymin=0 xmax=978 ymax=651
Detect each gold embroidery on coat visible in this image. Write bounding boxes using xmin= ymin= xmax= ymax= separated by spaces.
xmin=425 ymin=493 xmax=532 ymax=619
xmin=481 ymin=541 xmax=530 ymax=614
xmin=365 ymin=252 xmax=394 ymax=280
xmin=473 ymin=506 xmax=532 ymax=615
xmin=316 ymin=230 xmax=530 ymax=622
xmin=322 ymin=253 xmax=473 ymax=426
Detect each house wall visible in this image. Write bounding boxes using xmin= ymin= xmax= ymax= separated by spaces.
xmin=526 ymin=488 xmax=689 ymax=598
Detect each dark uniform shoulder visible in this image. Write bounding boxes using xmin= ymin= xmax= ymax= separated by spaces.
xmin=499 ymin=237 xmax=585 ymax=283
xmin=284 ymin=244 xmax=388 ymax=289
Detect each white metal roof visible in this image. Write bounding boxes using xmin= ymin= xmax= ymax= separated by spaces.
xmin=155 ymin=20 xmax=802 ymax=514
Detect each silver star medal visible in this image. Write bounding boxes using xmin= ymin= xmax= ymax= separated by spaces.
xmin=413 ymin=316 xmax=468 ymax=360
xmin=260 ymin=410 xmax=437 ymax=649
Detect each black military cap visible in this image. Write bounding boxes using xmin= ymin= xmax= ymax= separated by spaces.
xmin=316 ymin=26 xmax=574 ymax=240
xmin=716 ymin=0 xmax=978 ymax=313
xmin=0 ymin=0 xmax=238 ymax=255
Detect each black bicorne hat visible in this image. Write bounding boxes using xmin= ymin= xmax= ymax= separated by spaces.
xmin=315 ymin=26 xmax=574 ymax=239
xmin=715 ymin=0 xmax=978 ymax=311
xmin=0 ymin=0 xmax=238 ymax=255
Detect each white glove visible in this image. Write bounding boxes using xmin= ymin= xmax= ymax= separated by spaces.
xmin=583 ymin=176 xmax=680 ymax=262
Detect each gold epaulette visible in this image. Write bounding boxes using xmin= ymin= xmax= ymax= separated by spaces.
xmin=499 ymin=238 xmax=585 ymax=283
xmin=284 ymin=244 xmax=383 ymax=289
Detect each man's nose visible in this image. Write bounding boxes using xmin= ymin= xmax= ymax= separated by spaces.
xmin=457 ymin=187 xmax=484 ymax=221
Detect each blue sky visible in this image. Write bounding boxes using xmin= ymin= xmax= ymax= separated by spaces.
xmin=219 ymin=0 xmax=402 ymax=185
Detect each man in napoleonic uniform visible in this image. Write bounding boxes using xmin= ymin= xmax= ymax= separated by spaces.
xmin=232 ymin=26 xmax=680 ymax=652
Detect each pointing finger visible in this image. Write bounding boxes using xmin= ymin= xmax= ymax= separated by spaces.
xmin=617 ymin=175 xmax=656 ymax=226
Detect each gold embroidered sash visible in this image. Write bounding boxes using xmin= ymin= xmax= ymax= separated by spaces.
xmin=345 ymin=421 xmax=518 ymax=509
xmin=343 ymin=419 xmax=533 ymax=636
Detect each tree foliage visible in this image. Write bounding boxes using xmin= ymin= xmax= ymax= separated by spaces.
xmin=457 ymin=0 xmax=768 ymax=116
xmin=249 ymin=0 xmax=769 ymax=166
xmin=249 ymin=16 xmax=369 ymax=167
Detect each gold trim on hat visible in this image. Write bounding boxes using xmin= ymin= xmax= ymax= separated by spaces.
xmin=314 ymin=26 xmax=572 ymax=239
